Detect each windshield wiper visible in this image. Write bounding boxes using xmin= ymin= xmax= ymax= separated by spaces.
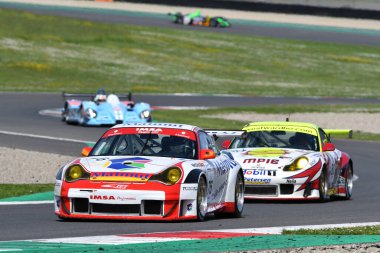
xmin=139 ymin=131 xmax=152 ymax=155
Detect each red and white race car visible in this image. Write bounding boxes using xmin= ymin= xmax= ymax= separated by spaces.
xmin=55 ymin=123 xmax=244 ymax=221
xmin=209 ymin=121 xmax=354 ymax=201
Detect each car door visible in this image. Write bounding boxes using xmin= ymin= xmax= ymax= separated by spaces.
xmin=198 ymin=131 xmax=229 ymax=209
xmin=319 ymin=128 xmax=341 ymax=190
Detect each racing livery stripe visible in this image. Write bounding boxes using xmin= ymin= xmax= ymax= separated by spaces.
xmin=287 ymin=159 xmax=322 ymax=191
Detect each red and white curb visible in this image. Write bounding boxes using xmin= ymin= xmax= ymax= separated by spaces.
xmin=29 ymin=222 xmax=380 ymax=245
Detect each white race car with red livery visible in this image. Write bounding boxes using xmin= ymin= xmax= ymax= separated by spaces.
xmin=209 ymin=121 xmax=353 ymax=201
xmin=55 ymin=123 xmax=244 ymax=221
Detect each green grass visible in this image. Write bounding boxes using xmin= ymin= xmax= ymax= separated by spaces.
xmin=284 ymin=226 xmax=380 ymax=235
xmin=0 ymin=184 xmax=53 ymax=199
xmin=153 ymin=104 xmax=380 ymax=141
xmin=1 ymin=9 xmax=380 ymax=97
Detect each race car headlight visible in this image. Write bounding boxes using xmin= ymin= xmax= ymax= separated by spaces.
xmin=284 ymin=157 xmax=309 ymax=171
xmin=140 ymin=110 xmax=150 ymax=119
xmin=86 ymin=108 xmax=97 ymax=118
xmin=149 ymin=167 xmax=182 ymax=185
xmin=64 ymin=165 xmax=90 ymax=182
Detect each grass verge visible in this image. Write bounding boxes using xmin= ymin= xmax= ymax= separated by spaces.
xmin=0 ymin=184 xmax=54 ymax=199
xmin=284 ymin=226 xmax=380 ymax=235
xmin=0 ymin=8 xmax=380 ymax=97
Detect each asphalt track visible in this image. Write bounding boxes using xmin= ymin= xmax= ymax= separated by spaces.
xmin=1 ymin=92 xmax=380 ymax=241
xmin=1 ymin=1 xmax=380 ymax=47
xmin=0 ymin=3 xmax=379 ymax=243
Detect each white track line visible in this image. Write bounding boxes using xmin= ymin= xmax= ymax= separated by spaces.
xmin=0 ymin=130 xmax=94 ymax=144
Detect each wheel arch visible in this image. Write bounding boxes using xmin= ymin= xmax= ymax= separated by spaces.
xmin=183 ymin=169 xmax=205 ymax=184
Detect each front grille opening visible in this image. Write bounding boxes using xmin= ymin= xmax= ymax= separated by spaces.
xmin=73 ymin=198 xmax=89 ymax=213
xmin=280 ymin=184 xmax=294 ymax=195
xmin=143 ymin=200 xmax=163 ymax=215
xmin=245 ymin=185 xmax=277 ymax=196
xmin=92 ymin=203 xmax=140 ymax=214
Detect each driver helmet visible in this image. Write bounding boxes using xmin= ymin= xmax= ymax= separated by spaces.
xmin=94 ymin=89 xmax=107 ymax=103
xmin=293 ymin=132 xmax=315 ymax=149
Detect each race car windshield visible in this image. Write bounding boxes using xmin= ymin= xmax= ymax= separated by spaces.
xmin=90 ymin=134 xmax=197 ymax=159
xmin=230 ymin=131 xmax=319 ymax=151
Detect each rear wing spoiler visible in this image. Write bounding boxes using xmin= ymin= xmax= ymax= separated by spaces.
xmin=206 ymin=129 xmax=352 ymax=138
xmin=324 ymin=129 xmax=353 ymax=139
xmin=62 ymin=92 xmax=132 ymax=101
xmin=205 ymin=130 xmax=244 ymax=138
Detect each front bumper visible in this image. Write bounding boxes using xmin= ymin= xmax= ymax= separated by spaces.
xmin=55 ymin=182 xmax=198 ymax=220
xmin=243 ymin=176 xmax=320 ymax=200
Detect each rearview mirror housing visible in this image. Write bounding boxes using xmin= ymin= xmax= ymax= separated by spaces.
xmin=81 ymin=146 xmax=92 ymax=157
xmin=322 ymin=143 xmax=335 ymax=152
xmin=199 ymin=149 xmax=216 ymax=160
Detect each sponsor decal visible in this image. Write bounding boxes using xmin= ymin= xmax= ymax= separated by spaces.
xmin=245 ymin=178 xmax=271 ymax=185
xmin=90 ymin=195 xmax=115 ymax=200
xmin=136 ymin=128 xmax=163 ymax=134
xmin=286 ymin=179 xmax=297 ymax=184
xmin=182 ymin=186 xmax=197 ymax=191
xmin=247 ymin=148 xmax=288 ymax=158
xmin=117 ymin=196 xmax=136 ymax=201
xmin=249 ymin=164 xmax=266 ymax=170
xmin=191 ymin=162 xmax=205 ymax=167
xmin=338 ymin=176 xmax=345 ymax=186
xmin=101 ymin=184 xmax=129 ymax=190
xmin=102 ymin=127 xmax=196 ymax=141
xmin=90 ymin=172 xmax=151 ymax=182
xmin=244 ymin=169 xmax=277 ymax=176
xmin=243 ymin=158 xmax=279 ymax=164
xmin=244 ymin=125 xmax=318 ymax=136
xmin=105 ymin=157 xmax=151 ymax=171
xmin=211 ymin=181 xmax=228 ymax=199
xmin=107 ymin=129 xmax=121 ymax=136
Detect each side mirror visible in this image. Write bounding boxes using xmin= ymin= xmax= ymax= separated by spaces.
xmin=81 ymin=146 xmax=92 ymax=157
xmin=221 ymin=140 xmax=231 ymax=150
xmin=322 ymin=143 xmax=335 ymax=152
xmin=199 ymin=149 xmax=216 ymax=160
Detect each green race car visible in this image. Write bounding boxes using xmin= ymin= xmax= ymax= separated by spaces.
xmin=168 ymin=11 xmax=231 ymax=28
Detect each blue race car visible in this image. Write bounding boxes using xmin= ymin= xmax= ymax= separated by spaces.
xmin=62 ymin=89 xmax=152 ymax=126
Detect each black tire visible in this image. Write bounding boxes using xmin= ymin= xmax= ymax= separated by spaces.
xmin=319 ymin=167 xmax=330 ymax=202
xmin=343 ymin=164 xmax=353 ymax=200
xmin=196 ymin=176 xmax=208 ymax=221
xmin=232 ymin=172 xmax=244 ymax=217
xmin=215 ymin=171 xmax=244 ymax=218
xmin=62 ymin=104 xmax=68 ymax=122
xmin=79 ymin=106 xmax=86 ymax=126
